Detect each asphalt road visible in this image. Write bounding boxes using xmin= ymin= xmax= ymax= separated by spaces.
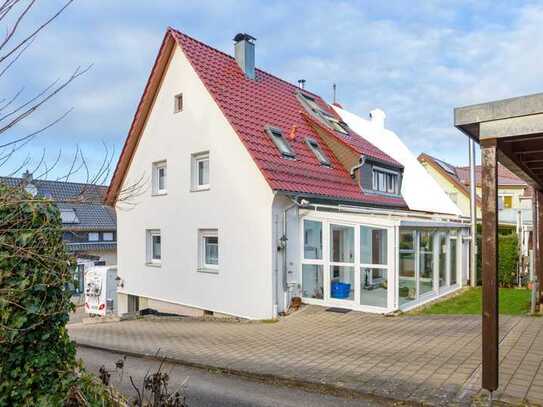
xmin=77 ymin=346 xmax=400 ymax=407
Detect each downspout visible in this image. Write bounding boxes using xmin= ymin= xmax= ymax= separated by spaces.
xmin=278 ymin=199 xmax=303 ymax=314
xmin=350 ymin=156 xmax=366 ymax=179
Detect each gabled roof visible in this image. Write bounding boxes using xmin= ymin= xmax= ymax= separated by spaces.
xmin=418 ymin=154 xmax=528 ymax=189
xmin=0 ymin=176 xmax=116 ymax=231
xmin=418 ymin=153 xmax=482 ymax=206
xmin=106 ymin=28 xmax=406 ymax=208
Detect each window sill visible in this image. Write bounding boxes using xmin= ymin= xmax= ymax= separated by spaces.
xmin=197 ymin=267 xmax=219 ymax=275
xmin=145 ymin=262 xmax=162 ymax=268
xmin=152 ymin=192 xmax=168 ymax=197
xmin=190 ymin=186 xmax=210 ymax=193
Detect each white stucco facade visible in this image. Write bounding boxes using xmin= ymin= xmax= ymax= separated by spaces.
xmin=116 ymin=46 xmax=275 ymax=320
xmin=114 ymin=42 xmax=470 ymax=320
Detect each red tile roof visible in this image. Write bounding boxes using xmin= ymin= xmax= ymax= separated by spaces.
xmin=171 ymin=29 xmax=405 ymax=207
xmin=455 ymin=165 xmax=527 ymax=186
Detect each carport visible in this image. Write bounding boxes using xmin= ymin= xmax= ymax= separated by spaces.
xmin=455 ymin=93 xmax=543 ymax=398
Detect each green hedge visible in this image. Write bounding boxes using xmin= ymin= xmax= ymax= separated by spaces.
xmin=0 ymin=184 xmax=79 ymax=405
xmin=476 ymin=233 xmax=519 ymax=287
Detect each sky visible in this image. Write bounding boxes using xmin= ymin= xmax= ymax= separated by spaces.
xmin=2 ymin=0 xmax=543 ymax=183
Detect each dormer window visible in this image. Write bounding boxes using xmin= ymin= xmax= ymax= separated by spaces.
xmin=372 ymin=167 xmax=399 ymax=195
xmin=306 ymin=138 xmax=330 ymax=166
xmin=266 ymin=127 xmax=295 ymax=158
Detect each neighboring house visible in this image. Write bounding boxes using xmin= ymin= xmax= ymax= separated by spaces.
xmin=1 ymin=172 xmax=117 ymax=292
xmin=418 ymin=153 xmax=533 ymax=227
xmin=106 ymin=28 xmax=469 ymax=319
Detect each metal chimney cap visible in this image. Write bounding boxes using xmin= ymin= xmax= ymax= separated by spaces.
xmin=233 ymin=33 xmax=256 ymax=43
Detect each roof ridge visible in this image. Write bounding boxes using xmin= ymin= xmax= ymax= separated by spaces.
xmin=169 ymin=27 xmax=323 ymax=100
xmin=0 ymin=175 xmax=108 ymax=189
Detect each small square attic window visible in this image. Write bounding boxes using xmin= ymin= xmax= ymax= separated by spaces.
xmin=306 ymin=138 xmax=330 ymax=166
xmin=174 ymin=93 xmax=183 ymax=113
xmin=266 ymin=127 xmax=295 ymax=158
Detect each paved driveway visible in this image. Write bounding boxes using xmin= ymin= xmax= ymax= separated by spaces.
xmin=68 ymin=306 xmax=543 ymax=406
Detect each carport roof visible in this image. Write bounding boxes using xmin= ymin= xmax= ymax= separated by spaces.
xmin=454 ymin=92 xmax=543 ymax=189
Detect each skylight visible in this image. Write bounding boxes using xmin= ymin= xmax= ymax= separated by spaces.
xmin=306 ymin=138 xmax=331 ymax=166
xmin=300 ymin=93 xmax=349 ymax=134
xmin=60 ymin=208 xmax=79 ymax=224
xmin=266 ymin=127 xmax=295 ymax=158
xmin=435 ymin=159 xmax=457 ymax=176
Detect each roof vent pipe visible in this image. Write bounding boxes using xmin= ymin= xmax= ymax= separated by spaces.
xmin=233 ymin=33 xmax=256 ymax=80
xmin=298 ymin=79 xmax=306 ymax=89
xmin=369 ymin=108 xmax=386 ymax=128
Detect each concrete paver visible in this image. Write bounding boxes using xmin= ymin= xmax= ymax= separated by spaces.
xmin=68 ymin=306 xmax=543 ymax=406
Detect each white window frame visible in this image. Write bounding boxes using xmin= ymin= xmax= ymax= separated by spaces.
xmin=152 ymin=161 xmax=167 ymax=195
xmin=103 ymin=232 xmax=114 ymax=241
xmin=146 ymin=229 xmax=162 ymax=266
xmin=300 ymin=215 xmax=395 ymax=312
xmin=498 ymin=193 xmax=514 ymax=210
xmin=88 ymin=232 xmax=99 ymax=242
xmin=372 ymin=166 xmax=399 ymax=195
xmin=191 ymin=152 xmax=210 ymax=191
xmin=198 ymin=229 xmax=219 ymax=273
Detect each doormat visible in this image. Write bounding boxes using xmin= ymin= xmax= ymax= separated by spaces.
xmin=325 ymin=307 xmax=351 ymax=314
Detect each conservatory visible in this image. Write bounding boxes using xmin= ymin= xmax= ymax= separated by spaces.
xmin=299 ymin=209 xmax=469 ymax=313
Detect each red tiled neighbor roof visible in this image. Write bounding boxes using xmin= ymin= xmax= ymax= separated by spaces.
xmin=107 ymin=28 xmax=406 ymax=208
xmin=455 ymin=165 xmax=527 ymax=187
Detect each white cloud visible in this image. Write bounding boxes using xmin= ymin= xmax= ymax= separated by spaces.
xmin=3 ymin=0 xmax=543 ymax=179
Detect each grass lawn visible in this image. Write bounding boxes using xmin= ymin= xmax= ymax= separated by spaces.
xmin=411 ymin=287 xmax=532 ymax=316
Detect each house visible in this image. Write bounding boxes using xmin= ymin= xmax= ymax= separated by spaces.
xmin=106 ymin=28 xmax=470 ymax=319
xmin=418 ymin=153 xmax=533 ymax=227
xmin=1 ymin=171 xmax=117 ymax=292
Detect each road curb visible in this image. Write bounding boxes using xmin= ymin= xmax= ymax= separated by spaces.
xmin=75 ymin=342 xmax=420 ymax=406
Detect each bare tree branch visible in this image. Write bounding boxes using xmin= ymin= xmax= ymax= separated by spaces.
xmin=0 ymin=0 xmax=35 ymax=51
xmin=0 ymin=0 xmax=74 ymax=63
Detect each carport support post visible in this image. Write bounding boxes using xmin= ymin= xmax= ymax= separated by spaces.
xmin=533 ymin=190 xmax=543 ymax=308
xmin=481 ymin=139 xmax=499 ymax=394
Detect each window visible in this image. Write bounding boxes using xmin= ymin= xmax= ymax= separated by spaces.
xmin=450 ymin=237 xmax=457 ymax=286
xmin=266 ymin=127 xmax=295 ymax=158
xmin=191 ymin=152 xmax=210 ymax=190
xmin=88 ymin=232 xmax=99 ymax=242
xmin=299 ymin=93 xmax=348 ymax=134
xmin=499 ymin=194 xmax=513 ymax=209
xmin=305 ymin=138 xmax=331 ymax=166
xmin=419 ymin=230 xmax=435 ymax=296
xmin=198 ymin=229 xmax=219 ymax=271
xmin=399 ymin=230 xmax=416 ymax=305
xmin=146 ymin=230 xmax=161 ymax=265
xmin=372 ymin=167 xmax=399 ymax=195
xmin=103 ymin=232 xmax=114 ymax=241
xmin=60 ymin=208 xmax=79 ymax=224
xmin=174 ymin=93 xmax=183 ymax=113
xmin=301 ymin=220 xmax=324 ymax=300
xmin=330 ymin=224 xmax=355 ymax=300
xmin=152 ymin=161 xmax=167 ymax=195
xmin=360 ymin=226 xmax=389 ymax=308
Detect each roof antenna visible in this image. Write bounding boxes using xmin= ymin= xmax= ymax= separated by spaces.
xmin=333 ymin=83 xmax=337 ymax=104
xmin=298 ymin=79 xmax=306 ymax=89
